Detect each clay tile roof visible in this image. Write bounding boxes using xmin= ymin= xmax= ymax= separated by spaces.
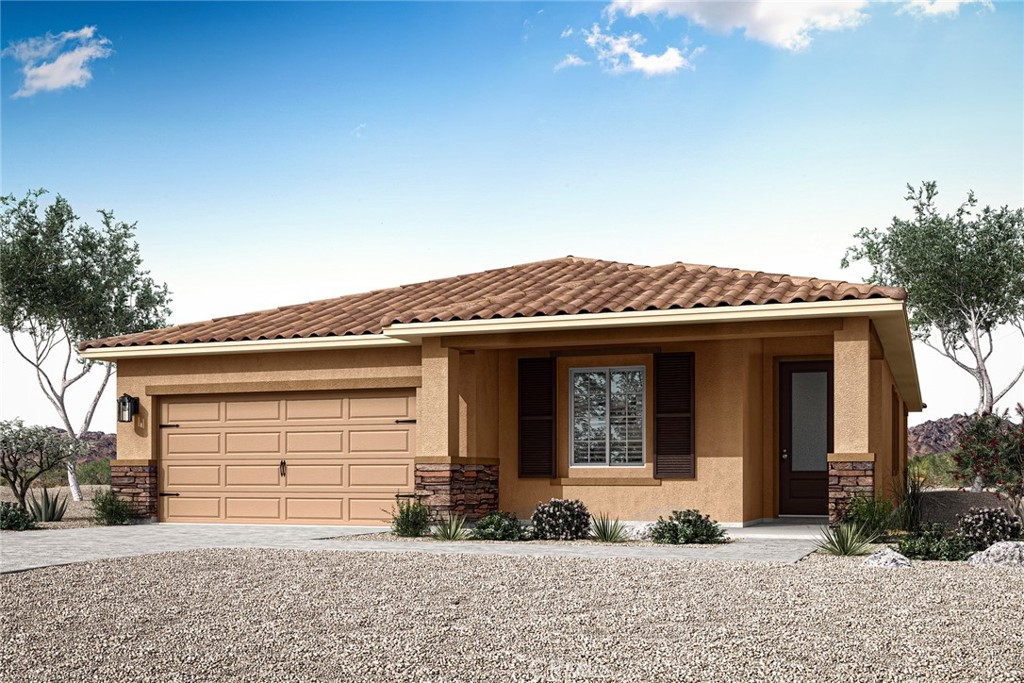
xmin=80 ymin=256 xmax=906 ymax=350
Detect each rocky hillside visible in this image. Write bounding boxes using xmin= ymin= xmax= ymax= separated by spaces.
xmin=908 ymin=415 xmax=970 ymax=457
xmin=44 ymin=428 xmax=116 ymax=461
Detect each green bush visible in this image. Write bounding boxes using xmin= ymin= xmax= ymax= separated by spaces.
xmin=91 ymin=490 xmax=133 ymax=526
xmin=77 ymin=458 xmax=112 ymax=485
xmin=531 ymin=499 xmax=591 ymax=540
xmin=842 ymin=494 xmax=895 ymax=539
xmin=431 ymin=513 xmax=471 ymax=541
xmin=896 ymin=523 xmax=974 ymax=561
xmin=472 ymin=511 xmax=527 ymax=541
xmin=955 ymin=507 xmax=1023 ymax=551
xmin=27 ymin=487 xmax=68 ymax=522
xmin=815 ymin=522 xmax=877 ymax=556
xmin=650 ymin=509 xmax=727 ymax=545
xmin=390 ymin=495 xmax=431 ymax=537
xmin=590 ymin=512 xmax=627 ymax=543
xmin=892 ymin=460 xmax=925 ymax=532
xmin=913 ymin=452 xmax=964 ymax=489
xmin=0 ymin=501 xmax=33 ymax=531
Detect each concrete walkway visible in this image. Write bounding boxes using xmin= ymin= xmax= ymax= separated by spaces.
xmin=1 ymin=523 xmax=820 ymax=573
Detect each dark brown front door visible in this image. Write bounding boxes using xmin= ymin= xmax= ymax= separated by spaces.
xmin=779 ymin=361 xmax=833 ymax=516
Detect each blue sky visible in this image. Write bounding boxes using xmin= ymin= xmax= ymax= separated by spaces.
xmin=2 ymin=1 xmax=1022 ymax=430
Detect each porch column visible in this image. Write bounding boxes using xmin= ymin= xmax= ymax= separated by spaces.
xmin=828 ymin=317 xmax=876 ymax=522
xmin=414 ymin=339 xmax=498 ymax=520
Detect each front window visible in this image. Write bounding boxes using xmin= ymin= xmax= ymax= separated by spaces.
xmin=570 ymin=366 xmax=645 ymax=466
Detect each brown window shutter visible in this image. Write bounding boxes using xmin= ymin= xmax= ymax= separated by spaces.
xmin=518 ymin=357 xmax=555 ymax=478
xmin=654 ymin=352 xmax=695 ymax=479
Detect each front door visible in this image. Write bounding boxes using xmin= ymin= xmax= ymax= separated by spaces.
xmin=779 ymin=361 xmax=833 ymax=516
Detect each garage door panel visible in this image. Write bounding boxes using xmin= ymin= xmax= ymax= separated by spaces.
xmin=165 ymin=464 xmax=221 ymax=486
xmin=286 ymin=498 xmax=343 ymax=520
xmin=160 ymin=390 xmax=415 ymax=525
xmin=286 ymin=431 xmax=344 ymax=453
xmin=225 ymin=400 xmax=281 ymax=422
xmin=225 ymin=497 xmax=280 ymax=519
xmin=286 ymin=464 xmax=343 ymax=486
xmin=349 ymin=464 xmax=410 ymax=487
xmin=166 ymin=433 xmax=221 ymax=455
xmin=349 ymin=429 xmax=409 ymax=453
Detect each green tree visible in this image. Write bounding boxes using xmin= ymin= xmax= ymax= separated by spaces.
xmin=842 ymin=182 xmax=1024 ymax=413
xmin=0 ymin=189 xmax=171 ymax=500
xmin=0 ymin=419 xmax=92 ymax=509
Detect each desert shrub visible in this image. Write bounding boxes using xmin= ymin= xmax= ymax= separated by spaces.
xmin=91 ymin=490 xmax=132 ymax=526
xmin=27 ymin=487 xmax=68 ymax=522
xmin=0 ymin=501 xmax=33 ymax=531
xmin=472 ymin=511 xmax=527 ymax=541
xmin=892 ymin=460 xmax=925 ymax=531
xmin=531 ymin=499 xmax=591 ymax=540
xmin=815 ymin=522 xmax=876 ymax=556
xmin=431 ymin=513 xmax=471 ymax=541
xmin=590 ymin=512 xmax=627 ymax=543
xmin=650 ymin=509 xmax=727 ymax=545
xmin=842 ymin=494 xmax=895 ymax=538
xmin=953 ymin=408 xmax=1024 ymax=518
xmin=896 ymin=523 xmax=974 ymax=561
xmin=955 ymin=507 xmax=1023 ymax=551
xmin=913 ymin=452 xmax=964 ymax=489
xmin=390 ymin=495 xmax=431 ymax=537
xmin=77 ymin=458 xmax=112 ymax=485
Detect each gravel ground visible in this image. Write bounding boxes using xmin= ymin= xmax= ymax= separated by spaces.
xmin=0 ymin=485 xmax=107 ymax=530
xmin=333 ymin=531 xmax=720 ymax=547
xmin=2 ymin=549 xmax=1021 ymax=683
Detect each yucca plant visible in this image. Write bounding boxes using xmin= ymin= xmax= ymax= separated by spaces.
xmin=431 ymin=513 xmax=471 ymax=541
xmin=590 ymin=512 xmax=628 ymax=543
xmin=27 ymin=487 xmax=68 ymax=522
xmin=815 ymin=522 xmax=877 ymax=556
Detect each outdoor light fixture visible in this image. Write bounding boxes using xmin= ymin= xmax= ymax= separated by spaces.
xmin=117 ymin=394 xmax=140 ymax=423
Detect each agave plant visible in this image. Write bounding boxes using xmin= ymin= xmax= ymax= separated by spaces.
xmin=815 ymin=522 xmax=877 ymax=556
xmin=27 ymin=487 xmax=68 ymax=523
xmin=431 ymin=513 xmax=471 ymax=541
xmin=591 ymin=512 xmax=628 ymax=543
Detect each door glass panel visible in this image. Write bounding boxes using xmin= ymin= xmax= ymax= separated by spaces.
xmin=791 ymin=371 xmax=828 ymax=472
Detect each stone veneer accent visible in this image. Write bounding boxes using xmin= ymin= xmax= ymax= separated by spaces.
xmin=828 ymin=460 xmax=875 ymax=524
xmin=110 ymin=461 xmax=158 ymax=520
xmin=414 ymin=463 xmax=498 ymax=520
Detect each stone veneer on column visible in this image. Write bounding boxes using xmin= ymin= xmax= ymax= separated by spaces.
xmin=414 ymin=463 xmax=498 ymax=520
xmin=827 ymin=460 xmax=875 ymax=524
xmin=109 ymin=460 xmax=158 ymax=520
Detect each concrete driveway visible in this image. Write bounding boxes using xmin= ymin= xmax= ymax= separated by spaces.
xmin=1 ymin=523 xmax=821 ymax=573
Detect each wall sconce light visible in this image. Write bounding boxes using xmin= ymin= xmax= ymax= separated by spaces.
xmin=117 ymin=394 xmax=140 ymax=423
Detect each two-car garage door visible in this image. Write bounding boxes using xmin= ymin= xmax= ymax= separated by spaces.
xmin=158 ymin=390 xmax=416 ymax=525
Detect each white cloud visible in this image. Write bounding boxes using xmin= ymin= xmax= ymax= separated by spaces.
xmin=554 ymin=54 xmax=589 ymax=71
xmin=351 ymin=123 xmax=367 ymax=139
xmin=584 ymin=24 xmax=701 ymax=76
xmin=561 ymin=27 xmax=574 ymax=38
xmin=606 ymin=1 xmax=869 ymax=51
xmin=2 ymin=25 xmax=112 ymax=98
xmin=901 ymin=0 xmax=993 ymax=17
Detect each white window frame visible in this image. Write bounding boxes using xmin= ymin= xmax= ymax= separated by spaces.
xmin=569 ymin=365 xmax=646 ymax=468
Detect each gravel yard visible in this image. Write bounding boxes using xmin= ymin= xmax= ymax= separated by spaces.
xmin=0 ymin=485 xmax=107 ymax=530
xmin=2 ymin=549 xmax=1021 ymax=683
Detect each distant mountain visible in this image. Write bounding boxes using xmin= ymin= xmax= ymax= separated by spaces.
xmin=908 ymin=415 xmax=970 ymax=457
xmin=43 ymin=427 xmax=117 ymax=461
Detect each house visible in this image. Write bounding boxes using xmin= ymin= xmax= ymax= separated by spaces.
xmin=80 ymin=257 xmax=921 ymax=526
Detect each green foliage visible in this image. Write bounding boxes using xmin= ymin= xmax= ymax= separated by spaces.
xmin=955 ymin=507 xmax=1023 ymax=551
xmin=390 ymin=496 xmax=431 ymax=537
xmin=91 ymin=490 xmax=132 ymax=526
xmin=842 ymin=494 xmax=895 ymax=538
xmin=531 ymin=499 xmax=591 ymax=540
xmin=815 ymin=522 xmax=877 ymax=556
xmin=953 ymin=408 xmax=1024 ymax=517
xmin=650 ymin=509 xmax=727 ymax=545
xmin=0 ymin=419 xmax=92 ymax=509
xmin=590 ymin=512 xmax=627 ymax=543
xmin=431 ymin=513 xmax=471 ymax=541
xmin=892 ymin=460 xmax=925 ymax=532
xmin=913 ymin=451 xmax=964 ymax=489
xmin=471 ymin=511 xmax=527 ymax=541
xmin=0 ymin=501 xmax=33 ymax=531
xmin=896 ymin=523 xmax=974 ymax=561
xmin=842 ymin=182 xmax=1024 ymax=411
xmin=76 ymin=458 xmax=111 ymax=485
xmin=27 ymin=487 xmax=68 ymax=522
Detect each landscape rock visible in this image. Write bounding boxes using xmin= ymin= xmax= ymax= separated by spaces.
xmin=862 ymin=548 xmax=913 ymax=568
xmin=968 ymin=541 xmax=1024 ymax=567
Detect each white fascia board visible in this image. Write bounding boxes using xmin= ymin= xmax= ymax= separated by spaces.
xmin=78 ymin=334 xmax=415 ymax=360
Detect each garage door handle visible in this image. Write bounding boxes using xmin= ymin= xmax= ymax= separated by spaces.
xmin=279 ymin=460 xmax=287 ymax=477
xmin=159 ymin=492 xmax=180 ymax=497
xmin=395 ymin=419 xmax=417 ymax=424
